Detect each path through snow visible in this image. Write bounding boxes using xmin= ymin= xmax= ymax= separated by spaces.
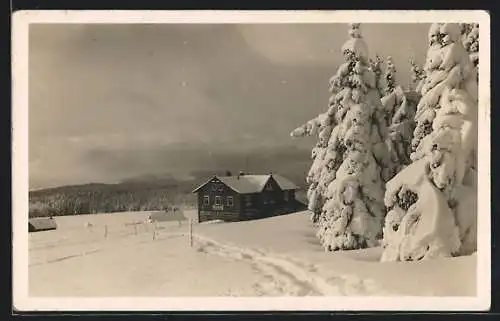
xmin=189 ymin=233 xmax=387 ymax=296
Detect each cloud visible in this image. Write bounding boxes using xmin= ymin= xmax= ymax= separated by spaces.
xmin=28 ymin=23 xmax=429 ymax=188
xmin=238 ymin=24 xmax=344 ymax=65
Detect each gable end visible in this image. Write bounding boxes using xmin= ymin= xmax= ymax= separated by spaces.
xmin=192 ymin=176 xmax=232 ymax=194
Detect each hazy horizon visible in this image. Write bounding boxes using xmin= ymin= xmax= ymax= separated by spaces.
xmin=29 ymin=23 xmax=429 ymax=189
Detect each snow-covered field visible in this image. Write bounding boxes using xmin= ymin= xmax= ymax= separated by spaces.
xmin=29 ymin=210 xmax=476 ymax=297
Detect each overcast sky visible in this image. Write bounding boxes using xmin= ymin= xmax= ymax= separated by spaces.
xmin=29 ymin=23 xmax=430 ymax=189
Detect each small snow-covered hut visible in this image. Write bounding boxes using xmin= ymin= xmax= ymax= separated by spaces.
xmin=148 ymin=209 xmax=186 ymax=222
xmin=29 ymin=217 xmax=57 ymax=232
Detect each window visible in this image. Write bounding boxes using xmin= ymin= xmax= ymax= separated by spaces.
xmin=265 ymin=183 xmax=273 ymax=191
xmin=218 ymin=185 xmax=224 ymax=192
xmin=227 ymin=196 xmax=234 ymax=208
xmin=215 ymin=196 xmax=222 ymax=206
xmin=203 ymin=195 xmax=210 ymax=205
xmin=245 ymin=195 xmax=252 ymax=206
xmin=284 ymin=191 xmax=289 ymax=201
xmin=211 ymin=184 xmax=218 ymax=192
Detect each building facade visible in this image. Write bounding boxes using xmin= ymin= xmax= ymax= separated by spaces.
xmin=192 ymin=173 xmax=303 ymax=223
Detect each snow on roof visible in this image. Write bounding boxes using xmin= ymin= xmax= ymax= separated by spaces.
xmin=271 ymin=174 xmax=301 ymax=191
xmin=192 ymin=174 xmax=300 ymax=194
xmin=29 ymin=217 xmax=57 ymax=231
xmin=218 ymin=175 xmax=269 ymax=194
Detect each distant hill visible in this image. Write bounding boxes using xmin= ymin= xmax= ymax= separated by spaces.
xmin=29 ymin=179 xmax=192 ymax=218
xmin=29 ymin=146 xmax=312 ymax=218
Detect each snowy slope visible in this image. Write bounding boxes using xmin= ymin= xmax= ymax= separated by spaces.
xmin=192 ymin=211 xmax=476 ymax=296
xmin=29 ymin=210 xmax=476 ymax=297
xmin=29 ymin=211 xmax=266 ymax=297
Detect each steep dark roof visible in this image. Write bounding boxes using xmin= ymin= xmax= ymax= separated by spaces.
xmin=192 ymin=174 xmax=299 ymax=194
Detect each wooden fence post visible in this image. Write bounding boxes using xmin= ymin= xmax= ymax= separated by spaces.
xmin=104 ymin=225 xmax=108 ymax=238
xmin=189 ymin=218 xmax=193 ymax=247
xmin=152 ymin=223 xmax=156 ymax=241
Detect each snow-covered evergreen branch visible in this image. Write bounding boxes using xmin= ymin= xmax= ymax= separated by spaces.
xmin=381 ymin=23 xmax=478 ymax=262
xmin=292 ymin=23 xmax=392 ymax=251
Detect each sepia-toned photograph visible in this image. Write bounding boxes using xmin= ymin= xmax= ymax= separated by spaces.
xmin=12 ymin=10 xmax=490 ymax=311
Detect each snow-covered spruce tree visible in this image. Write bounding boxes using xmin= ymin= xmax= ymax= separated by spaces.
xmin=409 ymin=23 xmax=445 ymax=154
xmin=291 ymin=23 xmax=391 ymax=250
xmin=460 ymin=23 xmax=479 ymax=71
xmin=290 ymin=93 xmax=338 ymax=224
xmin=409 ymin=58 xmax=426 ymax=92
xmin=380 ymin=23 xmax=478 ymax=261
xmin=369 ymin=55 xmax=385 ymax=97
xmin=459 ymin=23 xmax=479 ymax=187
xmin=382 ymin=56 xmax=396 ymax=96
xmin=380 ymin=57 xmax=419 ymax=179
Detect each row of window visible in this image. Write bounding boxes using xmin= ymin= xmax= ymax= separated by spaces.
xmin=203 ymin=195 xmax=234 ymax=207
xmin=203 ymin=192 xmax=291 ymax=208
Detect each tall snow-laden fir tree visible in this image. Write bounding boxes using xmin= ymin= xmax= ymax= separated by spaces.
xmin=291 ymin=23 xmax=391 ymax=251
xmin=383 ymin=56 xmax=396 ymax=96
xmin=381 ymin=58 xmax=419 ymax=179
xmin=409 ymin=23 xmax=445 ymax=154
xmin=369 ymin=55 xmax=385 ymax=97
xmin=460 ymin=23 xmax=479 ymax=71
xmin=409 ymin=58 xmax=426 ymax=92
xmin=459 ymin=23 xmax=479 ymax=187
xmin=380 ymin=23 xmax=478 ymax=261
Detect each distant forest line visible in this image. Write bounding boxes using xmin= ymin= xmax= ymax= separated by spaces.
xmin=29 ymin=169 xmax=309 ymax=218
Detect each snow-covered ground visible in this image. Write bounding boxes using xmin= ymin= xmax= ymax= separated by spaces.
xmin=29 ymin=210 xmax=476 ymax=297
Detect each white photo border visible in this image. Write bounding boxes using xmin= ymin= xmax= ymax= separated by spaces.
xmin=12 ymin=10 xmax=491 ymax=312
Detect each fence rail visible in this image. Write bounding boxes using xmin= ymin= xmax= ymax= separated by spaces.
xmin=29 ymin=215 xmax=197 ymax=252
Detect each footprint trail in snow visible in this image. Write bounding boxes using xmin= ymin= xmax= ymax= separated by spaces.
xmin=192 ymin=234 xmax=385 ymax=296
